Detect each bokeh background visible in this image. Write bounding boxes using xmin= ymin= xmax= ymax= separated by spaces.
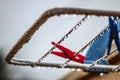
xmin=1 ymin=0 xmax=120 ymax=80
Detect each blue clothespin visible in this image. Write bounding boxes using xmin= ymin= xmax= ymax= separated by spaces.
xmin=107 ymin=17 xmax=120 ymax=55
xmin=84 ymin=17 xmax=120 ymax=73
xmin=84 ymin=27 xmax=110 ymax=65
xmin=84 ymin=23 xmax=110 ymax=73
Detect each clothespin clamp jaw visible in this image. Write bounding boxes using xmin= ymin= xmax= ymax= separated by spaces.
xmin=107 ymin=17 xmax=120 ymax=55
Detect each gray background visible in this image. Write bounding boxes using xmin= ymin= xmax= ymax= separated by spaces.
xmin=1 ymin=0 xmax=120 ymax=80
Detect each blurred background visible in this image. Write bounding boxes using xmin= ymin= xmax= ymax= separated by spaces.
xmin=1 ymin=0 xmax=120 ymax=80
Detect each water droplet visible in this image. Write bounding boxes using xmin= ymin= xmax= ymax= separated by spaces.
xmin=115 ymin=69 xmax=118 ymax=72
xmin=37 ymin=67 xmax=41 ymax=69
xmin=77 ymin=69 xmax=81 ymax=72
xmin=65 ymin=14 xmax=69 ymax=17
xmin=100 ymin=73 xmax=104 ymax=76
xmin=71 ymin=68 xmax=75 ymax=71
xmin=73 ymin=14 xmax=76 ymax=17
xmin=87 ymin=15 xmax=90 ymax=19
xmin=104 ymin=16 xmax=108 ymax=19
xmin=58 ymin=68 xmax=62 ymax=70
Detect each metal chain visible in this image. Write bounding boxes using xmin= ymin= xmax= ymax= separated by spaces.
xmin=61 ymin=26 xmax=109 ymax=67
xmin=37 ymin=15 xmax=88 ymax=63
